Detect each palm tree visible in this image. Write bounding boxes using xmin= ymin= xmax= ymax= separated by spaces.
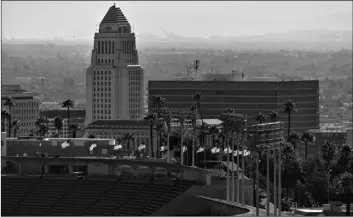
xmin=62 ymin=99 xmax=74 ymax=137
xmin=335 ymin=172 xmax=353 ymax=216
xmin=123 ymin=132 xmax=135 ymax=156
xmin=155 ymin=96 xmax=166 ymax=117
xmin=175 ymin=111 xmax=186 ymax=165
xmin=11 ymin=120 xmax=20 ymax=138
xmin=162 ymin=109 xmax=172 ymax=163
xmin=4 ymin=97 xmax=15 ymax=137
xmin=301 ymin=131 xmax=316 ymax=159
xmin=88 ymin=133 xmax=96 ymax=139
xmin=194 ymin=92 xmax=205 ymax=130
xmin=321 ymin=140 xmax=338 ymax=170
xmin=144 ymin=112 xmax=157 ymax=158
xmin=269 ymin=111 xmax=280 ymax=122
xmin=288 ymin=131 xmax=302 ymax=150
xmin=35 ymin=116 xmax=50 ymax=137
xmin=69 ymin=123 xmax=80 ymax=138
xmin=189 ymin=105 xmax=197 ymax=166
xmin=155 ymin=96 xmax=166 ymax=156
xmin=53 ymin=116 xmax=63 ymax=137
xmin=255 ymin=112 xmax=266 ymax=124
xmin=1 ymin=109 xmax=9 ymax=133
xmin=284 ymin=99 xmax=297 ymax=140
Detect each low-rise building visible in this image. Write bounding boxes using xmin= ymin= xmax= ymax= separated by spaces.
xmin=1 ymin=85 xmax=40 ymax=137
xmin=85 ymin=120 xmax=151 ymax=151
xmin=40 ymin=109 xmax=86 ymax=138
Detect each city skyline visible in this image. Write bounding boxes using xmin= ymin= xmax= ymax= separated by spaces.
xmin=2 ymin=1 xmax=352 ymax=39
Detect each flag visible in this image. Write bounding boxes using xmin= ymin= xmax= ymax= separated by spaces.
xmin=196 ymin=147 xmax=204 ymax=153
xmin=114 ymin=144 xmax=122 ymax=150
xmin=182 ymin=146 xmax=188 ymax=152
xmin=89 ymin=144 xmax=97 ymax=152
xmin=211 ymin=147 xmax=220 ymax=154
xmin=138 ymin=144 xmax=146 ymax=151
xmin=223 ymin=147 xmax=233 ymax=153
xmin=61 ymin=141 xmax=70 ymax=149
xmin=160 ymin=146 xmax=167 ymax=152
xmin=109 ymin=139 xmax=116 ymax=146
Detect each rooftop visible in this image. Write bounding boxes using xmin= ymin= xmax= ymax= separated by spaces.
xmin=101 ymin=5 xmax=130 ymax=26
xmin=87 ymin=120 xmax=149 ymax=129
xmin=40 ymin=109 xmax=85 ymax=119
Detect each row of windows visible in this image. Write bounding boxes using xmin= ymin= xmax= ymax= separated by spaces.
xmin=12 ymin=116 xmax=38 ymax=121
xmin=93 ymin=76 xmax=111 ymax=81
xmin=93 ymin=88 xmax=111 ymax=92
xmin=93 ymin=93 xmax=111 ymax=98
xmin=94 ymin=104 xmax=111 ymax=108
xmin=149 ymin=89 xmax=317 ymax=96
xmin=122 ymin=41 xmax=135 ymax=55
xmin=93 ymin=82 xmax=111 ymax=86
xmin=94 ymin=109 xmax=111 ymax=114
xmin=93 ymin=99 xmax=111 ymax=103
xmin=97 ymin=41 xmax=115 ymax=55
xmin=94 ymin=115 xmax=111 ymax=120
xmin=97 ymin=58 xmax=115 ymax=65
xmin=93 ymin=70 xmax=111 ymax=75
xmin=125 ymin=59 xmax=135 ymax=64
xmin=12 ymin=109 xmax=38 ymax=115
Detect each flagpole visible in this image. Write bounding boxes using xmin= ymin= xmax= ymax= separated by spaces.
xmin=256 ymin=151 xmax=259 ymax=216
xmin=266 ymin=149 xmax=270 ymax=216
xmin=278 ymin=146 xmax=282 ymax=216
xmin=236 ymin=132 xmax=240 ymax=204
xmin=274 ymin=149 xmax=277 ymax=216
xmin=231 ymin=132 xmax=235 ymax=203
xmin=241 ymin=132 xmax=245 ymax=206
xmin=226 ymin=136 xmax=230 ymax=201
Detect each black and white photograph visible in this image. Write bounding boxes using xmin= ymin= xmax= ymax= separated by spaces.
xmin=1 ymin=1 xmax=352 ymax=216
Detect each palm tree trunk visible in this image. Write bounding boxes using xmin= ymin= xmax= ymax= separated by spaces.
xmin=73 ymin=130 xmax=76 ymax=138
xmin=204 ymin=135 xmax=207 ymax=168
xmin=287 ymin=111 xmax=291 ymax=140
xmin=14 ymin=129 xmax=17 ymax=138
xmin=192 ymin=133 xmax=195 ymax=166
xmin=150 ymin=124 xmax=154 ymax=158
xmin=67 ymin=107 xmax=70 ymax=138
xmin=167 ymin=134 xmax=170 ymax=163
xmin=8 ymin=107 xmax=12 ymax=138
xmin=305 ymin=141 xmax=308 ymax=159
xmin=180 ymin=127 xmax=184 ymax=165
xmin=346 ymin=202 xmax=351 ymax=216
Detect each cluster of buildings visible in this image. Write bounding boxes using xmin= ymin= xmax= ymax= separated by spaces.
xmin=1 ymin=5 xmax=352 ymax=156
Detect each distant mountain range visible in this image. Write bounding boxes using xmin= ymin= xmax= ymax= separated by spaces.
xmin=3 ymin=30 xmax=352 ymax=49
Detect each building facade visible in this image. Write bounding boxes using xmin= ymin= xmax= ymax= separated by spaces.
xmin=1 ymin=85 xmax=40 ymax=137
xmin=85 ymin=120 xmax=152 ymax=153
xmin=39 ymin=109 xmax=86 ymax=138
xmin=148 ymin=80 xmax=319 ymax=133
xmin=86 ymin=5 xmax=144 ymax=125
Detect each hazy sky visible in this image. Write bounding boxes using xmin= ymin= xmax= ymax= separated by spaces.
xmin=2 ymin=1 xmax=352 ymax=38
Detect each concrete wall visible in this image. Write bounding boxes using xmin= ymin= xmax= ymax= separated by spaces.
xmin=154 ymin=177 xmax=254 ymax=216
xmin=154 ymin=194 xmax=250 ymax=216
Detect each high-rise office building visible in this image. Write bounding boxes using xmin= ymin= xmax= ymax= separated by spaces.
xmin=86 ymin=5 xmax=144 ymax=125
xmin=148 ymin=80 xmax=320 ymax=133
